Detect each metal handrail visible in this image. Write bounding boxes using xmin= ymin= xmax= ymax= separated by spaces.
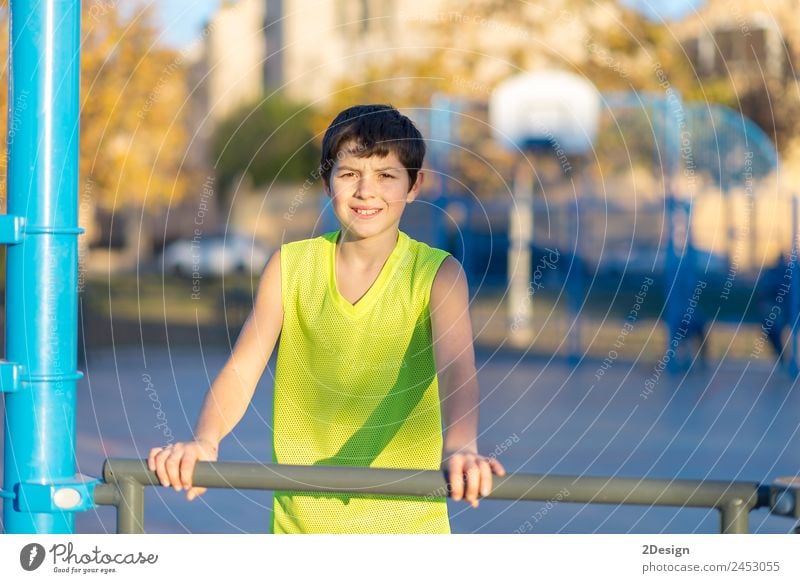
xmin=93 ymin=458 xmax=799 ymax=534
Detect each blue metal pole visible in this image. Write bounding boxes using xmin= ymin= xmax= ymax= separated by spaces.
xmin=662 ymin=92 xmax=684 ymax=369
xmin=430 ymin=94 xmax=453 ymax=253
xmin=2 ymin=0 xmax=82 ymax=533
xmin=567 ymin=197 xmax=582 ymax=364
xmin=789 ymin=194 xmax=799 ymax=378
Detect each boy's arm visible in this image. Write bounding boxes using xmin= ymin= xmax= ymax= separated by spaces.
xmin=430 ymin=256 xmax=505 ymax=508
xmin=193 ymin=249 xmax=283 ymax=445
xmin=148 ymin=249 xmax=284 ymax=500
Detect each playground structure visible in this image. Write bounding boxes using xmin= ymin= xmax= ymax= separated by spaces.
xmin=92 ymin=459 xmax=799 ymax=535
xmin=1 ymin=0 xmax=88 ymax=534
xmin=1 ymin=4 xmax=800 ymax=535
xmin=424 ymin=83 xmax=799 ymax=372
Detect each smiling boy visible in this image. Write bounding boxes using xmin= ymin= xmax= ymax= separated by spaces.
xmin=149 ymin=104 xmax=505 ymax=533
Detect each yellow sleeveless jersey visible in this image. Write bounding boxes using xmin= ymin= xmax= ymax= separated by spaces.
xmin=271 ymin=229 xmax=451 ymax=533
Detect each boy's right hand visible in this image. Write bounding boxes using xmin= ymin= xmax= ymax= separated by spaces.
xmin=147 ymin=439 xmax=218 ymax=501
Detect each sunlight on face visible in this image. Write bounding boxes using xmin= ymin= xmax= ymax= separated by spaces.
xmin=327 ymin=144 xmax=423 ymax=242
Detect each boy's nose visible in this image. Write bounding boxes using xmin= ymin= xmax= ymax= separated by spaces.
xmin=354 ymin=178 xmax=376 ymax=198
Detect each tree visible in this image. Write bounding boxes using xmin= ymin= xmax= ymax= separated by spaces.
xmin=211 ymin=94 xmax=319 ymax=204
xmin=460 ymin=0 xmax=800 ymax=155
xmin=81 ymin=2 xmax=194 ymax=260
xmin=0 ymin=2 xmax=195 ymax=263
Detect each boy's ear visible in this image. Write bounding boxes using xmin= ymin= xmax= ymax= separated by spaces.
xmin=406 ymin=170 xmax=424 ymax=202
xmin=323 ymin=179 xmax=331 ymax=197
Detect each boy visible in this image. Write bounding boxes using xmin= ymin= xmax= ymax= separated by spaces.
xmin=148 ymin=104 xmax=505 ymax=533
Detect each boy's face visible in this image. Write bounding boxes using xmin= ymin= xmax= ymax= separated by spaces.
xmin=324 ymin=144 xmax=423 ymax=242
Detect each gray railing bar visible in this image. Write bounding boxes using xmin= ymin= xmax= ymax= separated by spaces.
xmin=101 ymin=459 xmax=765 ymax=508
xmin=92 ymin=482 xmax=119 ymax=506
xmin=96 ymin=458 xmax=773 ymax=534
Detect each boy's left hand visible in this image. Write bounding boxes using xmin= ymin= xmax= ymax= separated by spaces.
xmin=442 ymin=449 xmax=506 ymax=508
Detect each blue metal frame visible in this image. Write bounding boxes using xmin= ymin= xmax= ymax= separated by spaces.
xmin=2 ymin=0 xmax=83 ymax=534
xmin=789 ymin=195 xmax=799 ymax=378
xmin=428 ymin=90 xmax=786 ymax=369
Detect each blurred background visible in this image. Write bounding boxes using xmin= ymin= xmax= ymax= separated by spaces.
xmin=2 ymin=0 xmax=800 ymax=533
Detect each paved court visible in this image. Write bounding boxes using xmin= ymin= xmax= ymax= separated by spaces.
xmin=26 ymin=344 xmax=793 ymax=534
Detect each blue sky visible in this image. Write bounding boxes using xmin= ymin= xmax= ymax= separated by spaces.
xmin=156 ymin=0 xmax=221 ymax=47
xmin=156 ymin=0 xmax=705 ymax=47
xmin=620 ymin=0 xmax=705 ymax=21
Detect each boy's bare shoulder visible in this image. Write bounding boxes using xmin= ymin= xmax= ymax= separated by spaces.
xmin=433 ymin=255 xmax=464 ymax=281
xmin=266 ymin=247 xmax=281 ymax=267
xmin=431 ymin=256 xmax=467 ymax=307
xmin=257 ymin=248 xmax=282 ymax=292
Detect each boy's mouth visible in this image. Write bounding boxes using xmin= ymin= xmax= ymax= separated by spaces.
xmin=351 ymin=207 xmax=382 ymax=219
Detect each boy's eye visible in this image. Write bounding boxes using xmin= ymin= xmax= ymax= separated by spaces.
xmin=379 ymin=173 xmax=395 ymax=179
xmin=339 ymin=172 xmax=356 ymax=178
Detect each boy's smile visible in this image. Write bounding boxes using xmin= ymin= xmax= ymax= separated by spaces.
xmin=352 ymin=207 xmax=381 ymax=218
xmin=325 ymin=144 xmax=423 ymax=242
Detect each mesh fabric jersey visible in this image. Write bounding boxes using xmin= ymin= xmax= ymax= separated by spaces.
xmin=271 ymin=229 xmax=451 ymax=534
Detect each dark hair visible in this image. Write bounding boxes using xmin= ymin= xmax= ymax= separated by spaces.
xmin=319 ymin=104 xmax=426 ymax=189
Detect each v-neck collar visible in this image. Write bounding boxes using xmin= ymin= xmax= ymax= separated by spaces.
xmin=327 ymin=229 xmax=410 ymax=318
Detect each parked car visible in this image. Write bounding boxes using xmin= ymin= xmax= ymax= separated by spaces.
xmin=160 ymin=232 xmax=270 ymax=277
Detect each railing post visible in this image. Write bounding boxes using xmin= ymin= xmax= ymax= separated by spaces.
xmin=720 ymin=499 xmax=749 ymax=534
xmin=116 ymin=478 xmax=145 ymax=535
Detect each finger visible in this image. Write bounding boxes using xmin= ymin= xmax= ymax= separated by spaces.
xmin=489 ymin=457 xmax=507 ymax=476
xmin=180 ymin=450 xmax=198 ymax=490
xmin=165 ymin=447 xmax=184 ymax=492
xmin=154 ymin=448 xmax=173 ymax=487
xmin=464 ymin=460 xmax=481 ymax=507
xmin=447 ymin=456 xmax=465 ymax=501
xmin=479 ymin=457 xmax=493 ymax=497
xmin=187 ymin=486 xmax=207 ymax=502
xmin=147 ymin=447 xmax=162 ymax=472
